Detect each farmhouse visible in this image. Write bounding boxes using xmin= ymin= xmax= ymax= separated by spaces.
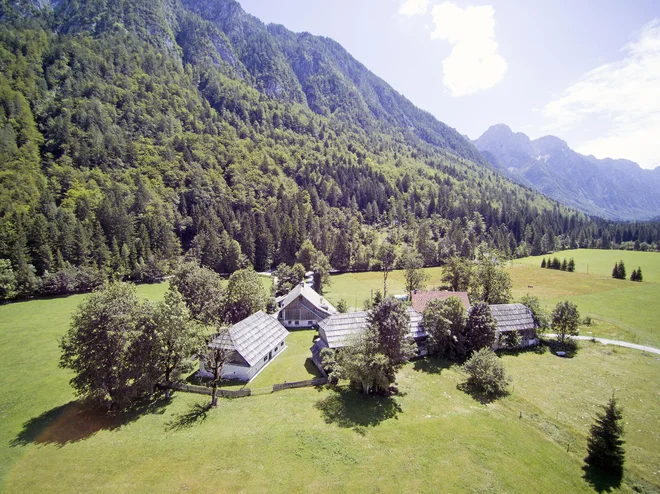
xmin=207 ymin=310 xmax=289 ymax=382
xmin=310 ymin=307 xmax=427 ymax=371
xmin=411 ymin=290 xmax=470 ymax=312
xmin=488 ymin=303 xmax=540 ymax=350
xmin=277 ymin=282 xmax=336 ymax=328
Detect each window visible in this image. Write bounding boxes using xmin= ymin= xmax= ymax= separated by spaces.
xmin=273 ymin=346 xmax=277 ymax=353
xmin=264 ymin=356 xmax=268 ymax=362
xmin=295 ymin=321 xmax=299 ymax=325
xmin=281 ymin=342 xmax=284 ymax=347
xmin=308 ymin=320 xmax=313 ymax=326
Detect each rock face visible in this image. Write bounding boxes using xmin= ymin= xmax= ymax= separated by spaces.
xmin=474 ymin=124 xmax=660 ymax=220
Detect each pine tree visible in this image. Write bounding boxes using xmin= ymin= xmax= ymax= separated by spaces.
xmin=541 ymin=258 xmax=546 ymax=268
xmin=561 ymin=258 xmax=568 ymax=271
xmin=567 ymin=258 xmax=575 ymax=272
xmin=585 ymin=397 xmax=625 ymax=476
xmin=636 ymin=267 xmax=643 ymax=282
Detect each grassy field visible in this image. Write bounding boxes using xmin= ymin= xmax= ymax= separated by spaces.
xmin=509 ymin=249 xmax=660 ymax=348
xmin=2 ymin=251 xmax=660 ymax=492
xmin=323 ymin=267 xmax=444 ymax=309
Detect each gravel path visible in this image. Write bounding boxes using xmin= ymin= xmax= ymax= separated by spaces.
xmin=546 ymin=334 xmax=660 ymax=355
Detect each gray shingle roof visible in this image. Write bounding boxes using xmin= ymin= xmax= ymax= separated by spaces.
xmin=488 ymin=304 xmax=537 ymax=333
xmin=210 ymin=311 xmax=289 ymax=366
xmin=318 ymin=311 xmax=368 ymax=348
xmin=310 ymin=338 xmax=329 ymax=368
xmin=407 ymin=307 xmax=425 ymax=339
xmin=280 ymin=283 xmax=336 ymax=315
xmin=318 ymin=308 xmax=425 ymax=348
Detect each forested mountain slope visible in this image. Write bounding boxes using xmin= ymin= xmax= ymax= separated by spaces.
xmin=474 ymin=124 xmax=660 ymax=221
xmin=0 ymin=0 xmax=658 ymax=299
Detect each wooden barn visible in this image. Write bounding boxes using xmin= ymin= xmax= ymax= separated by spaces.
xmin=310 ymin=307 xmax=427 ymax=372
xmin=205 ymin=311 xmax=289 ymax=382
xmin=277 ymin=283 xmax=336 ymax=328
xmin=488 ymin=303 xmax=540 ymax=349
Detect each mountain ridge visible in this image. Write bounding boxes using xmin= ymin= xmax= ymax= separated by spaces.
xmin=474 ymin=124 xmax=660 ymax=220
xmin=1 ymin=0 xmax=659 ymax=301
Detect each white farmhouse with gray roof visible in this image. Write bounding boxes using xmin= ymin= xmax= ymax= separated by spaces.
xmin=206 ymin=311 xmax=289 ymax=382
xmin=277 ymin=282 xmax=336 ymax=328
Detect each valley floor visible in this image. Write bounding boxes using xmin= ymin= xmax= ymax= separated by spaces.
xmin=1 ymin=250 xmax=659 ymax=492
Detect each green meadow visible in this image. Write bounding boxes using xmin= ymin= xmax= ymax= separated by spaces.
xmin=1 ymin=250 xmax=660 ymax=492
xmin=323 ymin=267 xmax=445 ymax=309
xmin=510 ymin=249 xmax=660 ymax=347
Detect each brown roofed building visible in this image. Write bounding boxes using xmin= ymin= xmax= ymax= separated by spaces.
xmin=488 ymin=303 xmax=540 ymax=349
xmin=411 ymin=290 xmax=470 ymax=312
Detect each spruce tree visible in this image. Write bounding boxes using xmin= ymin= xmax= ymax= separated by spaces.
xmin=617 ymin=261 xmax=626 ymax=280
xmin=561 ymin=258 xmax=568 ymax=271
xmin=567 ymin=258 xmax=575 ymax=272
xmin=585 ymin=397 xmax=625 ymax=476
xmin=541 ymin=258 xmax=546 ymax=268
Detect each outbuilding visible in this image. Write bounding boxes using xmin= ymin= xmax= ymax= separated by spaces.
xmin=489 ymin=303 xmax=540 ymax=349
xmin=277 ymin=282 xmax=336 ymax=328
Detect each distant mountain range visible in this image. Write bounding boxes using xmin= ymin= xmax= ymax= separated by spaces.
xmin=474 ymin=124 xmax=660 ymax=221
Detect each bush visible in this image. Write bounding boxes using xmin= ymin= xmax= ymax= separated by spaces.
xmin=461 ymin=347 xmax=510 ymax=398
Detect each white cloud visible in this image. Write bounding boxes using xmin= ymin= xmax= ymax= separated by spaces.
xmin=399 ymin=0 xmax=429 ymax=17
xmin=544 ymin=20 xmax=660 ymax=169
xmin=430 ymin=2 xmax=507 ymax=97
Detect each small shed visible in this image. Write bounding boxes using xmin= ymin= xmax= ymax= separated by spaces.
xmin=488 ymin=303 xmax=539 ymax=349
xmin=207 ymin=311 xmax=289 ymax=382
xmin=411 ymin=290 xmax=470 ymax=313
xmin=277 ymin=283 xmax=336 ymax=328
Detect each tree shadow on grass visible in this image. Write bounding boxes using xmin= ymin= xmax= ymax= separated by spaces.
xmin=412 ymin=357 xmax=452 ymax=374
xmin=545 ymin=338 xmax=579 ymax=358
xmin=165 ymin=401 xmax=212 ymax=432
xmin=456 ymin=382 xmax=508 ymax=405
xmin=10 ymin=396 xmax=168 ymax=448
xmin=582 ymin=464 xmax=622 ymax=493
xmin=314 ymin=389 xmax=402 ymax=434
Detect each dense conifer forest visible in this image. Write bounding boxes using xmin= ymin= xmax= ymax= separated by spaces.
xmin=1 ymin=0 xmax=660 ymax=299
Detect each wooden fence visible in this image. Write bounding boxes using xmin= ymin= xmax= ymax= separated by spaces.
xmin=168 ymin=377 xmax=328 ymax=398
xmin=272 ymin=377 xmax=328 ymax=392
xmin=168 ymin=382 xmax=251 ymax=398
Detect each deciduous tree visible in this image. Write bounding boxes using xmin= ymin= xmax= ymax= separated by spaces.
xmin=59 ymin=282 xmax=157 ymax=410
xmin=551 ymin=300 xmax=580 ymax=346
xmin=465 ymin=302 xmax=496 ymax=354
xmin=222 ymin=268 xmax=267 ymax=324
xmin=461 ymin=347 xmax=509 ymax=398
xmin=402 ymin=247 xmax=429 ymax=299
xmin=473 ymin=252 xmax=512 ymax=304
xmin=153 ymin=287 xmax=206 ymax=398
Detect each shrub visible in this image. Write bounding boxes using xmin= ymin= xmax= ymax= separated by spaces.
xmin=461 ymin=347 xmax=510 ymax=397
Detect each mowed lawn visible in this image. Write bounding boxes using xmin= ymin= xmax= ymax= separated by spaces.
xmin=1 ymin=283 xmax=660 ymax=492
xmin=509 ymin=249 xmax=660 ymax=347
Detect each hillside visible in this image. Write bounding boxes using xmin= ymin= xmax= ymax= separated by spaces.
xmin=474 ymin=124 xmax=660 ymax=221
xmin=1 ymin=0 xmax=659 ymax=300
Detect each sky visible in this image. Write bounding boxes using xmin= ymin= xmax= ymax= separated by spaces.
xmin=239 ymin=0 xmax=660 ymax=169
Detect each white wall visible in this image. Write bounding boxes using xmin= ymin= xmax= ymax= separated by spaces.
xmin=210 ymin=337 xmax=287 ymax=382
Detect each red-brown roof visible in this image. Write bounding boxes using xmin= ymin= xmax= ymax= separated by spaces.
xmin=411 ymin=291 xmax=470 ymax=312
